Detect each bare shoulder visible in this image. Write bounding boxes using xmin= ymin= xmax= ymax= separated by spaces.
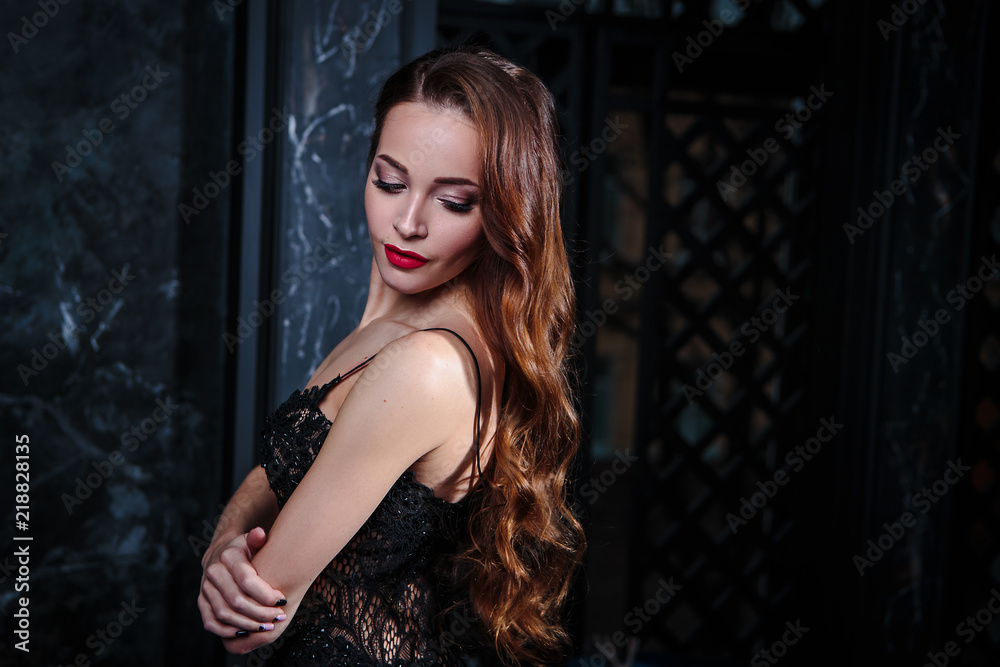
xmin=353 ymin=327 xmax=484 ymax=399
xmin=357 ymin=327 xmax=497 ymax=496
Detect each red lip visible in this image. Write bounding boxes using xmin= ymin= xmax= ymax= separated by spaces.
xmin=385 ymin=244 xmax=428 ymax=269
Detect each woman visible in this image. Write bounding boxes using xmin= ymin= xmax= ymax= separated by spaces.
xmin=198 ymin=45 xmax=584 ymax=665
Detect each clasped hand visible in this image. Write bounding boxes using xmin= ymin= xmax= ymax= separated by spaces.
xmin=198 ymin=527 xmax=287 ymax=649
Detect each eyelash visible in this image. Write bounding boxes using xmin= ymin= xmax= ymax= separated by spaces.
xmin=372 ymin=179 xmax=475 ymax=214
xmin=372 ymin=178 xmax=404 ymax=192
xmin=444 ymin=201 xmax=473 ymax=213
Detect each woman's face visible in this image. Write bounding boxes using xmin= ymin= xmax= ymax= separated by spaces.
xmin=365 ymin=102 xmax=484 ymax=295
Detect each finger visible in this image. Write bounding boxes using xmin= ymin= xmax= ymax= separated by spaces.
xmin=207 ymin=557 xmax=285 ymax=623
xmin=198 ymin=587 xmax=243 ymax=638
xmin=245 ymin=526 xmax=267 ymax=557
xmin=203 ymin=567 xmax=264 ymax=626
xmin=203 ymin=577 xmax=279 ymax=632
xmin=230 ymin=562 xmax=287 ymax=616
xmin=218 ymin=547 xmax=286 ymax=610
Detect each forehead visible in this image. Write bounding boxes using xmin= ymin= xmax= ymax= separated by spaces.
xmin=378 ymin=102 xmax=481 ymax=174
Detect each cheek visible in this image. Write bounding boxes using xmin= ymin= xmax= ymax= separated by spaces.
xmin=364 ymin=185 xmax=375 ymax=222
xmin=448 ymin=222 xmax=484 ymax=258
xmin=364 ymin=186 xmax=385 ymax=234
xmin=455 ymin=239 xmax=485 ymax=275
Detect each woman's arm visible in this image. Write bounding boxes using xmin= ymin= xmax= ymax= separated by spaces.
xmin=202 ymin=465 xmax=278 ymax=566
xmin=199 ymin=465 xmax=288 ymax=638
xmin=222 ymin=330 xmax=478 ymax=654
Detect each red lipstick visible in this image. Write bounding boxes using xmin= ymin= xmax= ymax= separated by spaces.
xmin=385 ymin=244 xmax=428 ymax=269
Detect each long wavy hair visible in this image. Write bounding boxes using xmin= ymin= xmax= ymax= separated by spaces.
xmin=367 ymin=46 xmax=585 ymax=664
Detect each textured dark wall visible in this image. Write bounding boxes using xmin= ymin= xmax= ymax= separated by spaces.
xmin=267 ymin=0 xmax=405 ymax=406
xmin=859 ymin=1 xmax=988 ymax=657
xmin=826 ymin=1 xmax=995 ymax=662
xmin=0 ymin=1 xmax=234 ymax=664
xmin=865 ymin=5 xmax=980 ymax=650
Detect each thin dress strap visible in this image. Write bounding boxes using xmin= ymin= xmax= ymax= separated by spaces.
xmin=420 ymin=327 xmax=484 ymax=480
xmin=317 ymin=352 xmax=379 ymax=393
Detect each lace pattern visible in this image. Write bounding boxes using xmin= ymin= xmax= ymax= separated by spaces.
xmin=256 ymin=349 xmax=475 ymax=666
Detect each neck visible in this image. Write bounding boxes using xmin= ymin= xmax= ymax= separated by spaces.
xmin=357 ymin=259 xmax=473 ymax=330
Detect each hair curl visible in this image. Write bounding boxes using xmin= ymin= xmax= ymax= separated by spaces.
xmin=367 ymin=46 xmax=585 ymax=664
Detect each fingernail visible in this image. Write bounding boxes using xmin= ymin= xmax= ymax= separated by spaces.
xmin=274 ymin=614 xmax=287 ymax=622
xmin=275 ymin=598 xmax=287 ymax=606
xmin=259 ymin=623 xmax=274 ymax=631
xmin=235 ymin=630 xmax=249 ymax=637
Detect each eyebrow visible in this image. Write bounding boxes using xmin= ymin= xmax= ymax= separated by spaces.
xmin=376 ymin=153 xmax=479 ymax=188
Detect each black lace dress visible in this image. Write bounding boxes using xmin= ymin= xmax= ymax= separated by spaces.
xmin=256 ymin=329 xmax=484 ymax=666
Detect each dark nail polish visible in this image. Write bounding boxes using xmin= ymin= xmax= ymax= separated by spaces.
xmin=235 ymin=630 xmax=249 ymax=637
xmin=276 ymin=598 xmax=287 ymax=606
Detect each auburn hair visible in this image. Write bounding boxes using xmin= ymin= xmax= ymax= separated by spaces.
xmin=367 ymin=46 xmax=585 ymax=664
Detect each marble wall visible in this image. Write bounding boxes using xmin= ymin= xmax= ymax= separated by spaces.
xmin=0 ymin=1 xmax=235 ymax=664
xmin=867 ymin=1 xmax=984 ymax=653
xmin=268 ymin=0 xmax=407 ymax=406
xmin=831 ymin=0 xmax=992 ymax=659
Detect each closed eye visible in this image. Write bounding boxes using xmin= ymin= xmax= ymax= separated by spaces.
xmin=372 ymin=178 xmax=405 ymax=193
xmin=441 ymin=199 xmax=474 ymax=213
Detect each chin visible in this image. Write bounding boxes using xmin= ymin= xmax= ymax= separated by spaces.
xmin=381 ymin=266 xmax=474 ymax=298
xmin=376 ymin=264 xmax=437 ymax=295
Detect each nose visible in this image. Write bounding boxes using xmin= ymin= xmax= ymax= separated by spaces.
xmin=393 ymin=198 xmax=427 ymax=239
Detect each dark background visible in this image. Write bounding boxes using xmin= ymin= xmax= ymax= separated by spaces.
xmin=1 ymin=1 xmax=998 ymax=666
